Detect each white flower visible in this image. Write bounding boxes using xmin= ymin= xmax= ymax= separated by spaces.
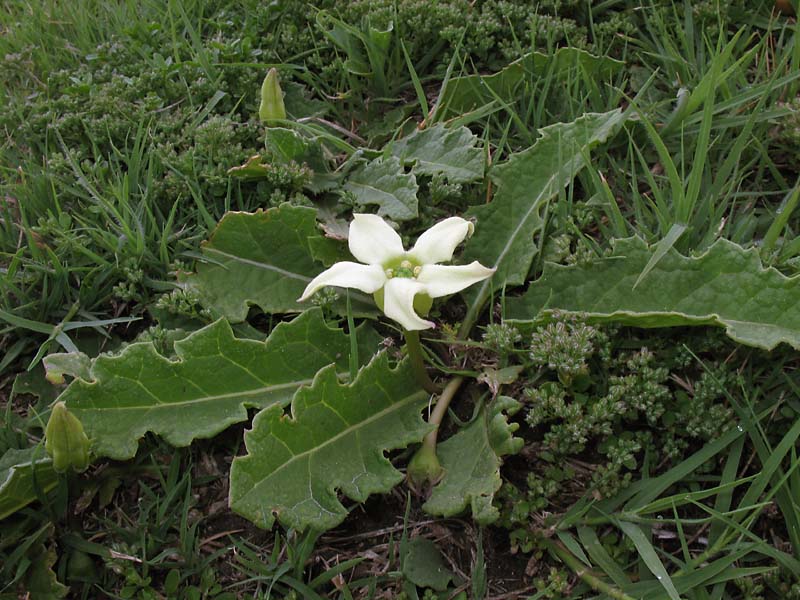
xmin=298 ymin=214 xmax=495 ymax=330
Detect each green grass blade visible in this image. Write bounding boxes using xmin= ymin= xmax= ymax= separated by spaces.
xmin=576 ymin=525 xmax=631 ymax=589
xmin=616 ymin=520 xmax=680 ymax=600
xmin=632 ymin=222 xmax=686 ymax=289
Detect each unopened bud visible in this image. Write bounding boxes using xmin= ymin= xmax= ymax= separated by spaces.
xmin=259 ymin=68 xmax=286 ymax=123
xmin=407 ymin=443 xmax=443 ymax=487
xmin=45 ymin=402 xmax=91 ymax=473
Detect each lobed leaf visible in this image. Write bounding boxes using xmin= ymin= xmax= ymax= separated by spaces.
xmin=438 ymin=48 xmax=624 ymax=117
xmin=59 ymin=310 xmax=373 ymax=460
xmin=229 ymin=353 xmax=432 ymax=532
xmin=390 ymin=124 xmax=484 ymax=183
xmin=461 ymin=109 xmax=627 ymax=331
xmin=507 ymin=237 xmax=800 ymax=350
xmin=0 ymin=447 xmax=58 ymax=521
xmin=343 ymin=156 xmax=419 ymax=221
xmin=188 ymin=204 xmax=320 ymax=320
xmin=423 ymin=396 xmax=523 ymax=524
xmin=187 ymin=204 xmax=372 ymax=320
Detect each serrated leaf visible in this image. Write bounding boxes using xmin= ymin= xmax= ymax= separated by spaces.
xmin=423 ymin=396 xmax=523 ymax=524
xmin=229 ymin=353 xmax=432 ymax=531
xmin=59 ymin=310 xmax=371 ymax=460
xmin=507 ymin=237 xmax=800 ymax=350
xmin=390 ymin=124 xmax=484 ymax=183
xmin=0 ymin=447 xmax=58 ymax=521
xmin=439 ymin=48 xmax=624 ymax=117
xmin=187 ymin=204 xmax=371 ymax=321
xmin=460 ymin=110 xmax=627 ymax=330
xmin=343 ymin=156 xmax=419 ymax=221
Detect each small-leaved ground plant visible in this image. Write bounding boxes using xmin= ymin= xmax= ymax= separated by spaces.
xmin=2 ymin=0 xmax=800 ymax=598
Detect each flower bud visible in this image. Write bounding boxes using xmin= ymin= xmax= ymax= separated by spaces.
xmin=259 ymin=68 xmax=286 ymax=123
xmin=407 ymin=443 xmax=443 ymax=487
xmin=45 ymin=402 xmax=91 ymax=473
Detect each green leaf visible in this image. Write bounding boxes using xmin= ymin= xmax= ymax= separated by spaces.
xmin=390 ymin=124 xmax=484 ymax=183
xmin=507 ymin=237 xmax=800 ymax=350
xmin=59 ymin=310 xmax=372 ymax=460
xmin=189 ymin=204 xmax=319 ymax=320
xmin=423 ymin=396 xmax=523 ymax=524
xmin=226 ymin=154 xmax=276 ymax=179
xmin=439 ymin=48 xmax=624 ymax=117
xmin=633 ymin=222 xmax=686 ymax=289
xmin=11 ymin=365 xmax=60 ymax=407
xmin=283 ymin=81 xmax=329 ymax=119
xmin=264 ymin=128 xmax=316 ymax=164
xmin=0 ymin=447 xmax=58 ymax=521
xmin=229 ymin=353 xmax=432 ymax=531
xmin=316 ymin=11 xmax=392 ymax=95
xmin=402 ymin=537 xmax=454 ymax=591
xmin=228 ymin=132 xmax=335 ymax=194
xmin=343 ymin=156 xmax=419 ymax=221
xmin=43 ymin=352 xmax=92 ymax=385
xmin=24 ymin=541 xmax=69 ymax=599
xmin=187 ymin=204 xmax=371 ymax=321
xmin=308 ymin=236 xmax=350 ymax=267
xmin=616 ymin=520 xmax=681 ymax=600
xmin=460 ymin=109 xmax=627 ymax=331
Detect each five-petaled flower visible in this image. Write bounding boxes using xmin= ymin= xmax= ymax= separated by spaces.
xmin=298 ymin=214 xmax=495 ymax=330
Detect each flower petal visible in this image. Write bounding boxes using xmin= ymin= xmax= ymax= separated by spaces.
xmin=408 ymin=216 xmax=474 ymax=265
xmin=298 ymin=262 xmax=386 ymax=301
xmin=348 ymin=214 xmax=405 ymax=265
xmin=416 ymin=262 xmax=496 ymax=298
xmin=382 ymin=278 xmax=434 ymax=331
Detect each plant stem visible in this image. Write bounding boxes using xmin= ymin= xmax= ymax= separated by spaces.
xmin=403 ymin=330 xmax=440 ymax=394
xmin=420 ymin=376 xmax=464 ymax=452
xmin=540 ymin=538 xmax=636 ymax=600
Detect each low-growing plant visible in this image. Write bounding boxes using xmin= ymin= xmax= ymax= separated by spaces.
xmin=3 ymin=1 xmax=800 ymax=597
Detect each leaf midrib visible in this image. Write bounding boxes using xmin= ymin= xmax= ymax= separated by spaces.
xmin=238 ymin=388 xmax=429 ymax=503
xmin=74 ymin=373 xmax=349 ymax=411
xmin=203 ymin=247 xmax=312 ymax=282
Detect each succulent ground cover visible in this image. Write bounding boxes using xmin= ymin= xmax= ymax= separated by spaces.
xmin=2 ymin=0 xmax=800 ymax=598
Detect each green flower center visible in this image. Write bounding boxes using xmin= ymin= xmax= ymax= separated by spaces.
xmin=385 ymin=258 xmax=422 ymax=279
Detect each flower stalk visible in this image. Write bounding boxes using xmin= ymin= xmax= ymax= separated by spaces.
xmin=403 ymin=330 xmax=440 ymax=394
xmin=407 ymin=376 xmax=464 ymax=485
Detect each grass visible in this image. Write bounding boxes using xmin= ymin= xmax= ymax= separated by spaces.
xmin=2 ymin=0 xmax=800 ymax=598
